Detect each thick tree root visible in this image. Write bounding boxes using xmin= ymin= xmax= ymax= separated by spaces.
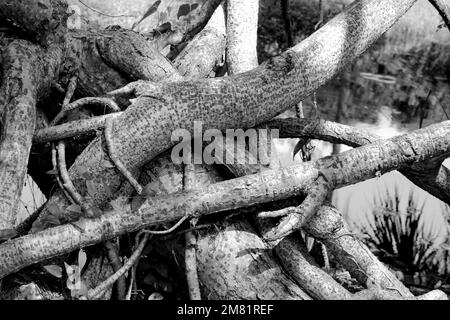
xmin=0 ymin=40 xmax=62 ymax=229
xmin=3 ymin=121 xmax=450 ymax=279
xmin=34 ymin=0 xmax=419 ymax=235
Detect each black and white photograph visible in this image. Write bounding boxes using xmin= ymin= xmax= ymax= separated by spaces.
xmin=0 ymin=0 xmax=449 ymax=308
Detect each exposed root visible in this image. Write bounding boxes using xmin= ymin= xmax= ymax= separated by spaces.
xmin=88 ymin=233 xmax=149 ymax=300
xmin=263 ymin=174 xmax=331 ymax=241
xmin=185 ymin=224 xmax=201 ymax=300
xmin=62 ymin=76 xmax=78 ymax=108
xmin=51 ymin=97 xmax=120 ymax=126
xmin=107 ymin=80 xmax=161 ymax=99
xmin=34 ymin=113 xmax=121 ymax=144
xmin=56 ymin=141 xmax=94 ymax=217
xmin=104 ymin=116 xmax=143 ymax=195
xmin=51 ymin=143 xmax=75 ymax=204
xmin=321 ymin=242 xmax=330 ymax=272
xmin=258 ymin=207 xmax=298 ymax=219
xmin=143 ymin=215 xmax=190 ymax=235
xmin=304 ymin=206 xmax=414 ymax=297
xmin=104 ymin=240 xmax=126 ymax=300
xmin=183 ymin=164 xmax=201 ymax=300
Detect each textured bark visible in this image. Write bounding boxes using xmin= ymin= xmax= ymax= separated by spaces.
xmin=140 ymin=155 xmax=311 ymax=300
xmin=265 ymin=119 xmax=450 ymax=239
xmin=264 ymin=232 xmax=353 ymax=300
xmin=95 ymin=27 xmax=182 ymax=82
xmin=305 ymin=206 xmax=413 ymax=297
xmin=225 ymin=0 xmax=259 ymax=74
xmin=3 ymin=120 xmax=450 ymax=278
xmin=186 ymin=0 xmax=309 ymax=300
xmin=196 ymin=219 xmax=311 ymax=299
xmin=0 ymin=0 xmax=68 ymax=46
xmin=173 ymin=5 xmax=226 ymax=78
xmin=141 ymin=12 xmax=310 ymax=298
xmin=34 ymin=0 xmax=418 ymax=231
xmin=30 ymin=3 xmax=309 ymax=299
xmin=1 ymin=0 xmax=441 ymax=300
xmin=268 ymin=118 xmax=450 ymax=206
xmin=0 ymin=41 xmax=62 ymax=229
xmin=132 ymin=0 xmax=223 ymax=50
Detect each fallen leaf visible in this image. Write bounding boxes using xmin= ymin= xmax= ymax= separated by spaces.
xmin=43 ymin=265 xmax=63 ymax=278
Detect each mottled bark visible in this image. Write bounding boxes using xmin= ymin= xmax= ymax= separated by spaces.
xmin=34 ymin=0 xmax=418 ymax=231
xmin=139 ymin=154 xmax=313 ymax=300
xmin=0 ymin=41 xmax=62 ymax=229
xmin=0 ymin=0 xmax=68 ymax=46
xmin=2 ymin=120 xmax=450 ymax=279
xmin=225 ymin=0 xmax=259 ymax=74
xmin=95 ymin=27 xmax=182 ymax=82
xmin=173 ymin=5 xmax=226 ymax=78
xmin=305 ymin=205 xmax=413 ymax=297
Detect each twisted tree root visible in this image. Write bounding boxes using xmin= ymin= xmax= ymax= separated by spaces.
xmin=51 ymin=97 xmax=120 ymax=126
xmin=104 ymin=116 xmax=143 ymax=195
xmin=57 ymin=141 xmax=95 ymax=218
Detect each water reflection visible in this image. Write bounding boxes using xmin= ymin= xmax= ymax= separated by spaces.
xmin=273 ymin=107 xmax=449 ymax=240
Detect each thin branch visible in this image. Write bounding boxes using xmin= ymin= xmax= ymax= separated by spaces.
xmin=88 ymin=233 xmax=149 ymax=300
xmin=57 ymin=141 xmax=94 ymax=217
xmin=52 ymin=143 xmax=75 ymax=205
xmin=77 ymin=0 xmax=137 ymax=18
xmin=281 ymin=0 xmax=294 ymax=47
xmin=33 ymin=113 xmax=121 ymax=144
xmin=143 ymin=215 xmax=190 ymax=235
xmin=183 ymin=164 xmax=201 ymax=300
xmin=2 ymin=121 xmax=450 ymax=279
xmin=429 ymin=0 xmax=450 ymax=31
xmin=104 ymin=240 xmax=126 ymax=300
xmin=51 ymin=97 xmax=120 ymax=126
xmin=104 ymin=116 xmax=143 ymax=195
xmin=62 ymin=76 xmax=78 ymax=107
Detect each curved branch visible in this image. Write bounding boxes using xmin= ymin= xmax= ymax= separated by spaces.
xmin=1 ymin=120 xmax=450 ymax=278
xmin=35 ymin=0 xmax=418 ymax=230
xmin=429 ymin=0 xmax=450 ymax=31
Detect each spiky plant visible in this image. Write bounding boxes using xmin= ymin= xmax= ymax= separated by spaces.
xmin=357 ymin=187 xmax=440 ymax=275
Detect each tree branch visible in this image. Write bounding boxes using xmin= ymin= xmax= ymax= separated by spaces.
xmin=429 ymin=0 xmax=450 ymax=31
xmin=225 ymin=0 xmax=259 ymax=74
xmin=0 ymin=40 xmax=62 ymax=229
xmin=34 ymin=0 xmax=418 ymax=230
xmin=1 ymin=120 xmax=450 ymax=279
